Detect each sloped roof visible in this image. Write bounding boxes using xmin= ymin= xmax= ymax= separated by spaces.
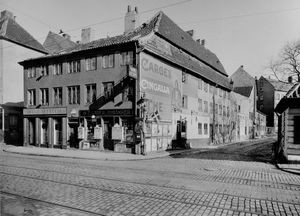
xmin=233 ymin=86 xmax=253 ymax=98
xmin=275 ymin=82 xmax=300 ymax=114
xmin=267 ymin=79 xmax=293 ymax=92
xmin=0 ymin=14 xmax=47 ymax=54
xmin=43 ymin=31 xmax=77 ymax=54
xmin=230 ymin=65 xmax=256 ymax=87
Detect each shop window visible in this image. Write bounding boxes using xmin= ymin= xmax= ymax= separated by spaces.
xmin=204 ymin=123 xmax=208 ymax=135
xmin=67 ymin=60 xmax=81 ymax=73
xmin=53 ymin=87 xmax=62 ymax=105
xmin=120 ymin=51 xmax=134 ymax=65
xmin=198 ymin=99 xmax=202 ymax=112
xmin=40 ymin=88 xmax=49 ymax=106
xmin=86 ymin=84 xmax=97 ymax=104
xmin=103 ymin=54 xmax=114 ymax=68
xmin=198 ymin=123 xmax=202 ymax=135
xmin=27 ymin=89 xmax=36 ymax=106
xmin=182 ymin=95 xmax=188 ymax=109
xmin=86 ymin=57 xmax=97 ymax=71
xmin=68 ymin=85 xmax=80 ymax=104
xmin=53 ymin=63 xmax=63 ymax=75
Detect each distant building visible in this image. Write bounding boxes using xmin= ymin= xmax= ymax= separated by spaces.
xmin=0 ymin=10 xmax=47 ymax=143
xmin=257 ymin=77 xmax=293 ymax=133
xmin=275 ymin=82 xmax=300 ymax=161
xmin=20 ymin=7 xmax=233 ymax=153
xmin=43 ymin=31 xmax=76 ymax=54
xmin=0 ymin=102 xmax=24 ymax=144
xmin=230 ymin=66 xmax=257 ymax=138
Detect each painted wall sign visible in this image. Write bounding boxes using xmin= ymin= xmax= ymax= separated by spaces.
xmin=140 ymin=52 xmax=182 ymax=120
xmin=79 ymin=109 xmax=133 ymax=117
xmin=24 ymin=107 xmax=67 ymax=116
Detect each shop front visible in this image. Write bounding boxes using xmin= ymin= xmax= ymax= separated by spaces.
xmin=78 ymin=108 xmax=135 ymax=152
xmin=23 ymin=108 xmax=67 ymax=148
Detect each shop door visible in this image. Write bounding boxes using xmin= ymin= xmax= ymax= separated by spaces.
xmin=54 ymin=118 xmax=62 ymax=147
xmin=40 ymin=119 xmax=48 ymax=146
xmin=103 ymin=118 xmax=114 ymax=150
xmin=29 ymin=118 xmax=35 ymax=145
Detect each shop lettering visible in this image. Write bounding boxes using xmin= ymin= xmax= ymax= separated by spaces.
xmin=141 ymin=58 xmax=171 ymax=79
xmin=141 ymin=79 xmax=170 ymax=95
xmin=146 ymin=99 xmax=163 ymax=113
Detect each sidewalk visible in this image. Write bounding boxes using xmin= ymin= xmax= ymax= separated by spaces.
xmin=2 ymin=137 xmax=274 ymax=161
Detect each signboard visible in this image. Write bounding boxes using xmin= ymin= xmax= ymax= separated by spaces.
xmin=79 ymin=109 xmax=133 ymax=117
xmin=139 ymin=53 xmax=182 ymax=121
xmin=78 ymin=126 xmax=85 ymax=139
xmin=112 ymin=126 xmax=124 ymax=140
xmin=24 ymin=107 xmax=67 ymax=116
xmin=94 ymin=126 xmax=103 ymax=139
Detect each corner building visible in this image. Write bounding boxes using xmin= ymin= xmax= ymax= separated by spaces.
xmin=20 ymin=9 xmax=233 ymax=153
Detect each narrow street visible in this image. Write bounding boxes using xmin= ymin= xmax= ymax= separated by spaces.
xmin=1 ymin=140 xmax=300 ymax=216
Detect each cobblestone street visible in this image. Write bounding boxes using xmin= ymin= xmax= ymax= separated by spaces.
xmin=1 ymin=142 xmax=300 ymax=216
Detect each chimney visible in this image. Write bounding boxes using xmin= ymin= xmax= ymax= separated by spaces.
xmin=81 ymin=27 xmax=94 ymax=44
xmin=196 ymin=39 xmax=201 ymax=43
xmin=240 ymin=65 xmax=244 ymax=69
xmin=288 ymin=76 xmax=293 ymax=83
xmin=201 ymin=39 xmax=205 ymax=46
xmin=62 ymin=33 xmax=71 ymax=40
xmin=1 ymin=10 xmax=14 ymax=20
xmin=124 ymin=5 xmax=140 ymax=34
xmin=186 ymin=30 xmax=194 ymax=38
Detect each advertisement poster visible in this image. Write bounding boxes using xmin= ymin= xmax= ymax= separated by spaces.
xmin=140 ymin=53 xmax=182 ymax=121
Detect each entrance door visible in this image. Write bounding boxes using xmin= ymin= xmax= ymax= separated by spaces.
xmin=29 ymin=118 xmax=35 ymax=145
xmin=40 ymin=118 xmax=48 ymax=146
xmin=103 ymin=117 xmax=114 ymax=150
xmin=53 ymin=118 xmax=62 ymax=147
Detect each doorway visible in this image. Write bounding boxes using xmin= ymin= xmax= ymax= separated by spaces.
xmin=40 ymin=118 xmax=48 ymax=146
xmin=28 ymin=118 xmax=36 ymax=145
xmin=103 ymin=117 xmax=114 ymax=150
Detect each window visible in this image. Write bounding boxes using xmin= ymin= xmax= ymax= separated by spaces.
xmin=276 ymin=93 xmax=280 ymax=100
xmin=68 ymin=86 xmax=80 ymax=104
xmin=198 ymin=99 xmax=202 ymax=112
xmin=40 ymin=65 xmax=49 ymax=76
xmin=204 ymin=101 xmax=208 ymax=113
xmin=238 ymin=105 xmax=241 ymax=113
xmin=245 ymin=126 xmax=247 ymax=135
xmin=198 ymin=79 xmax=202 ymax=89
xmin=182 ymin=71 xmax=187 ymax=83
xmin=198 ymin=123 xmax=202 ymax=135
xmin=121 ymin=51 xmax=134 ymax=65
xmin=40 ymin=88 xmax=49 ymax=106
xmin=219 ymin=125 xmax=223 ymax=133
xmin=204 ymin=82 xmax=208 ymax=92
xmin=122 ymin=87 xmax=133 ymax=102
xmin=67 ymin=60 xmax=81 ymax=73
xmin=27 ymin=89 xmax=36 ymax=106
xmin=223 ymin=90 xmax=226 ymax=98
xmin=27 ymin=67 xmax=36 ymax=78
xmin=86 ymin=84 xmax=97 ymax=104
xmin=204 ymin=123 xmax=208 ymax=135
xmin=86 ymin=57 xmax=97 ymax=71
xmin=260 ymin=95 xmax=264 ymax=100
xmin=219 ymin=105 xmax=222 ymax=115
xmin=103 ymin=82 xmax=114 ymax=98
xmin=103 ymin=54 xmax=114 ymax=68
xmin=219 ymin=88 xmax=222 ymax=97
xmin=210 ymin=102 xmax=213 ymax=114
xmin=182 ymin=95 xmax=188 ymax=109
xmin=53 ymin=63 xmax=62 ymax=75
xmin=227 ymin=106 xmax=230 ymax=117
xmin=215 ymin=103 xmax=218 ymax=114
xmin=223 ymin=105 xmax=226 ymax=116
xmin=53 ymin=87 xmax=62 ymax=105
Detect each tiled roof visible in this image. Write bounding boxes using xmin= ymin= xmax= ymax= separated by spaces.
xmin=43 ymin=31 xmax=77 ymax=54
xmin=233 ymin=86 xmax=253 ymax=98
xmin=0 ymin=16 xmax=47 ymax=54
xmin=230 ymin=66 xmax=256 ymax=87
xmin=267 ymin=79 xmax=293 ymax=92
xmin=156 ymin=12 xmax=227 ymax=76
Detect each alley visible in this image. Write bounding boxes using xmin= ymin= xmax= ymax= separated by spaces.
xmin=1 ymin=146 xmax=300 ymax=216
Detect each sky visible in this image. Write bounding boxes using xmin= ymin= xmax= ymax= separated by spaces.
xmin=1 ymin=0 xmax=300 ymax=78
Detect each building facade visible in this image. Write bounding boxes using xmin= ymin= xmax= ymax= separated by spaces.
xmin=257 ymin=76 xmax=293 ymax=133
xmin=20 ymin=8 xmax=234 ymax=153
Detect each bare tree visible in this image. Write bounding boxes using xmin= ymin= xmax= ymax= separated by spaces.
xmin=268 ymin=40 xmax=300 ymax=82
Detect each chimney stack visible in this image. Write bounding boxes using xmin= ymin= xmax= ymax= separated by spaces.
xmin=1 ymin=10 xmax=14 ymax=20
xmin=186 ymin=30 xmax=194 ymax=38
xmin=196 ymin=39 xmax=201 ymax=43
xmin=81 ymin=27 xmax=94 ymax=44
xmin=124 ymin=5 xmax=139 ymax=34
xmin=201 ymin=39 xmax=205 ymax=46
xmin=62 ymin=33 xmax=71 ymax=40
xmin=288 ymin=76 xmax=293 ymax=83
